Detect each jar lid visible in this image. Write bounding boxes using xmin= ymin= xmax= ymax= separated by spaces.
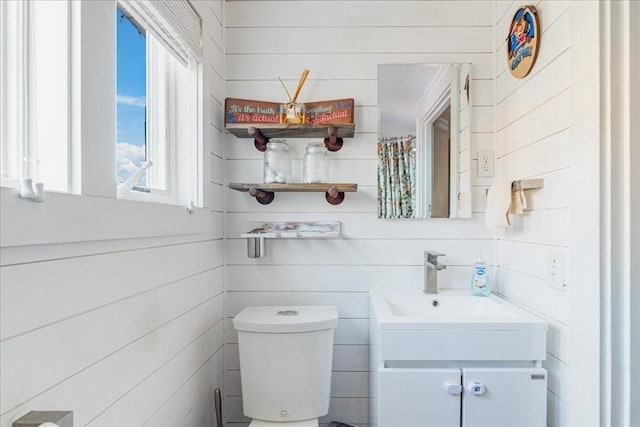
xmin=266 ymin=139 xmax=289 ymax=149
xmin=305 ymin=141 xmax=327 ymax=151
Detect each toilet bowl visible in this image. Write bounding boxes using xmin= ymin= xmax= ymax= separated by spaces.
xmin=233 ymin=305 xmax=339 ymax=426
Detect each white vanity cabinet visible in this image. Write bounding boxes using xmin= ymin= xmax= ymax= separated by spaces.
xmin=461 ymin=368 xmax=547 ymax=427
xmin=378 ymin=368 xmax=462 ymax=426
xmin=377 ymin=366 xmax=547 ymax=427
xmin=369 ymin=291 xmax=549 ymax=427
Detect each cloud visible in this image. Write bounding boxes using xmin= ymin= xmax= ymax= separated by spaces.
xmin=117 ymin=94 xmax=146 ymax=108
xmin=117 ymin=142 xmax=146 ymax=183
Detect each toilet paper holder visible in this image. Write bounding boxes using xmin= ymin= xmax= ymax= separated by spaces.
xmin=12 ymin=411 xmax=73 ymax=427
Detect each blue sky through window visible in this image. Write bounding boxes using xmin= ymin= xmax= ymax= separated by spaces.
xmin=116 ymin=8 xmax=146 ymax=184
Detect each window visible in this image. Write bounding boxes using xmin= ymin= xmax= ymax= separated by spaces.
xmin=116 ymin=1 xmax=202 ymax=206
xmin=1 ymin=0 xmax=71 ymax=192
xmin=116 ymin=9 xmax=147 ymax=188
xmin=1 ymin=0 xmax=202 ymax=205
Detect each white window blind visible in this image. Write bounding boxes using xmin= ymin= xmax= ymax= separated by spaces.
xmin=118 ymin=0 xmax=202 ymax=65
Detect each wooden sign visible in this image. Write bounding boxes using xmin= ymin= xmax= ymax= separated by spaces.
xmin=225 ymin=98 xmax=354 ymax=126
xmin=304 ymin=99 xmax=354 ymax=125
xmin=507 ymin=5 xmax=540 ymax=79
xmin=224 ymin=99 xmax=280 ymax=124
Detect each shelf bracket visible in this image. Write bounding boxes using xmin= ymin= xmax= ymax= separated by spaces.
xmin=325 ymin=186 xmax=345 ymax=205
xmin=248 ymin=186 xmax=275 ymax=205
xmin=324 ymin=126 xmax=344 ymax=152
xmin=248 ymin=127 xmax=268 ymax=152
xmin=230 ymin=183 xmax=356 ymax=206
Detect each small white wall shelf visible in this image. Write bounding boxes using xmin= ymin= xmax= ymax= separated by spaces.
xmin=241 ymin=221 xmax=341 ymax=258
xmin=242 ymin=221 xmax=341 ymax=239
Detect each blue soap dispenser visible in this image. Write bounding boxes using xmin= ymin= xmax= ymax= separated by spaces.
xmin=471 ymin=256 xmax=491 ymax=296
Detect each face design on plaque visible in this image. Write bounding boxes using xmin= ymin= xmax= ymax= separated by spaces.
xmin=507 ymin=6 xmax=540 ymax=79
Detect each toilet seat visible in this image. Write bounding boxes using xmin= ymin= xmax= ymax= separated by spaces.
xmin=248 ymin=418 xmax=319 ymax=427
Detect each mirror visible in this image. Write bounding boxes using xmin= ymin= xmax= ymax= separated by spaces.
xmin=377 ymin=63 xmax=472 ymax=219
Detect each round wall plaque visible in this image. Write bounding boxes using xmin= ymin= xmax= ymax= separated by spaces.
xmin=507 ymin=5 xmax=540 ymax=79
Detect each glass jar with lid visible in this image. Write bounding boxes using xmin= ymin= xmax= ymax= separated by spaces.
xmin=303 ymin=142 xmax=330 ymax=183
xmin=263 ymin=139 xmax=291 ymax=183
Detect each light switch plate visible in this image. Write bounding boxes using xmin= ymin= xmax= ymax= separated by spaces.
xmin=547 ymin=252 xmax=565 ymax=290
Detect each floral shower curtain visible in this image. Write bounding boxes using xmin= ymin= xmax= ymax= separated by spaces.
xmin=377 ymin=135 xmax=416 ymax=218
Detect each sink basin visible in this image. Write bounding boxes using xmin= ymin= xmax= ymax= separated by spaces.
xmin=370 ymin=290 xmax=547 ymax=331
xmin=370 ymin=290 xmax=547 ymax=361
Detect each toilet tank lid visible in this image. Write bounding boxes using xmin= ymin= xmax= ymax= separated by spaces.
xmin=233 ymin=305 xmax=339 ymax=333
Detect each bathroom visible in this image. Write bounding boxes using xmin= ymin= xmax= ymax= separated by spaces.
xmin=0 ymin=1 xmax=637 ymax=427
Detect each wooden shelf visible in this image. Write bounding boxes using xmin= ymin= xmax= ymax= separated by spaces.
xmin=229 ymin=182 xmax=357 ymax=205
xmin=226 ymin=124 xmax=354 ymax=152
xmin=229 ymin=183 xmax=357 ymax=192
xmin=225 ymin=98 xmax=355 ymax=151
xmin=225 ymin=123 xmax=355 ymax=139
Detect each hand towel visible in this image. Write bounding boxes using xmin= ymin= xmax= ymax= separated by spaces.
xmin=520 ymin=188 xmax=528 ymax=210
xmin=510 ymin=188 xmax=529 ymax=214
xmin=485 ymin=182 xmax=512 ymax=227
xmin=510 ymin=189 xmax=523 ymax=214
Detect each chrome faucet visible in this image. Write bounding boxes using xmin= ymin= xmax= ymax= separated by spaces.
xmin=424 ymin=251 xmax=446 ymax=294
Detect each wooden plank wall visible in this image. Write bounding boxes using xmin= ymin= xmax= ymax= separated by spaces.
xmin=224 ymin=2 xmax=494 ymax=426
xmin=493 ymin=1 xmax=571 ymax=426
xmin=0 ymin=2 xmax=225 ymax=426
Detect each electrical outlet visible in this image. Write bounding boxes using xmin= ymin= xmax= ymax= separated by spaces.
xmin=477 ymin=150 xmax=494 ymax=177
xmin=547 ymin=252 xmax=565 ymax=290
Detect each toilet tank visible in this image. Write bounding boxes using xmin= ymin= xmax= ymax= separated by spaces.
xmin=233 ymin=305 xmax=339 ymax=423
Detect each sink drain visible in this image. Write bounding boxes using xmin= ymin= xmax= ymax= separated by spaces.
xmin=432 ymin=299 xmax=439 ymax=307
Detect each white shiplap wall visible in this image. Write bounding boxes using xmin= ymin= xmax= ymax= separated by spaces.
xmin=0 ymin=1 xmax=225 ymax=426
xmin=224 ymin=2 xmax=494 ymax=426
xmin=493 ymin=1 xmax=573 ymax=426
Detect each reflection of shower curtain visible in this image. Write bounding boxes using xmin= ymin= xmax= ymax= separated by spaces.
xmin=377 ymin=136 xmax=416 ymax=218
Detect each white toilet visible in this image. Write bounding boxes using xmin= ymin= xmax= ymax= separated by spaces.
xmin=232 ymin=305 xmax=339 ymax=427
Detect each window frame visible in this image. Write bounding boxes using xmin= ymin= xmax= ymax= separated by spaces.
xmin=1 ymin=0 xmax=208 ymax=249
xmin=116 ymin=7 xmax=201 ymax=207
xmin=0 ymin=0 xmax=26 ymax=188
xmin=1 ymin=0 xmax=202 ymax=207
xmin=0 ymin=0 xmax=72 ymax=193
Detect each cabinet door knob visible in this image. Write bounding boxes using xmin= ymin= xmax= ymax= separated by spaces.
xmin=467 ymin=382 xmax=487 ymax=396
xmin=444 ymin=383 xmax=462 ymax=395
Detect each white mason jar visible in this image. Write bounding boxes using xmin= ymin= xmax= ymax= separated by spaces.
xmin=263 ymin=139 xmax=291 ymax=183
xmin=303 ymin=142 xmax=329 ymax=183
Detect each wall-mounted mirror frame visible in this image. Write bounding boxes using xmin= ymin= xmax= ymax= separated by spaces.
xmin=377 ymin=63 xmax=472 ymax=219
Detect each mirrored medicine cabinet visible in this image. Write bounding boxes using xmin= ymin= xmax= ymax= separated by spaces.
xmin=377 ymin=63 xmax=472 ymax=219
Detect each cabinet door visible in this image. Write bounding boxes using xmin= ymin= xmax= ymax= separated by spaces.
xmin=379 ymin=368 xmax=461 ymax=427
xmin=462 ymin=368 xmax=547 ymax=427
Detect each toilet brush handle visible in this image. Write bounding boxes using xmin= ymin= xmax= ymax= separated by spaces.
xmin=214 ymin=388 xmax=222 ymax=427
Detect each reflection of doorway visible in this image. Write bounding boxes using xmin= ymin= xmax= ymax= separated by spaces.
xmin=417 ymin=91 xmax=451 ymax=219
xmin=415 ymin=64 xmax=458 ymax=219
xmin=432 ymin=106 xmax=450 ymax=218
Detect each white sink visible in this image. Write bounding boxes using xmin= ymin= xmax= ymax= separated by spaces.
xmin=370 ymin=290 xmax=547 ymax=361
xmin=370 ymin=290 xmax=547 ymax=331
xmin=369 ymin=290 xmax=549 ymax=426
